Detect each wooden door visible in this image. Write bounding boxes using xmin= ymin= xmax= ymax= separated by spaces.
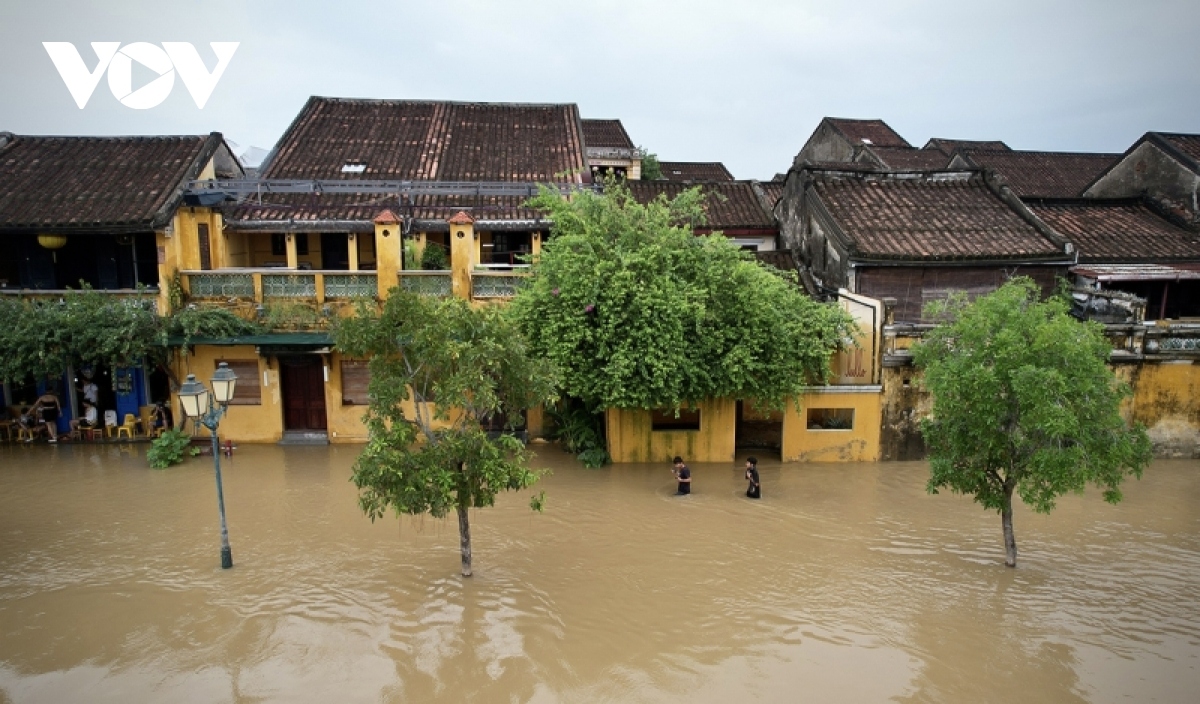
xmin=280 ymin=356 xmax=327 ymax=431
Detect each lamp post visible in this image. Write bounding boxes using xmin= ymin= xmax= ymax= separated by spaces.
xmin=178 ymin=362 xmax=238 ymax=569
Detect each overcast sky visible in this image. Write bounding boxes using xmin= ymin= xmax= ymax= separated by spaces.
xmin=3 ymin=0 xmax=1199 ymax=179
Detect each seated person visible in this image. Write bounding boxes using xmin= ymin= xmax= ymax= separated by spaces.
xmin=151 ymin=403 xmax=172 ymax=432
xmin=70 ymin=400 xmax=99 ymax=434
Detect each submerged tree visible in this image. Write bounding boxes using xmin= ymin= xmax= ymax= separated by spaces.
xmin=335 ymin=290 xmax=557 ymax=577
xmin=510 ymin=181 xmax=854 ymax=414
xmin=913 ymin=278 xmax=1152 ymax=567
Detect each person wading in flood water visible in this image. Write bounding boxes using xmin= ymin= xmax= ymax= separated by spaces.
xmin=672 ymin=456 xmax=692 ymax=495
xmin=745 ymin=457 xmax=761 ymax=499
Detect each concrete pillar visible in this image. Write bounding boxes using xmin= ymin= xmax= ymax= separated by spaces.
xmin=285 ymin=233 xmax=299 ymax=269
xmin=532 ymin=231 xmax=542 ymax=257
xmin=373 ymin=210 xmax=402 ymax=300
xmin=348 ymin=232 xmax=359 ymax=271
xmin=448 ymin=211 xmax=475 ymax=300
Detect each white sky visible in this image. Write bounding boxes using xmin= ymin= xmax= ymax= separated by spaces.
xmin=2 ymin=0 xmax=1198 ymax=179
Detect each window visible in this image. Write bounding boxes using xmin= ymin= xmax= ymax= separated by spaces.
xmin=219 ymin=360 xmax=261 ymax=405
xmin=651 ymin=407 xmax=701 ymax=431
xmin=271 ymin=233 xmax=308 ymax=256
xmin=340 ymin=360 xmax=370 ymax=405
xmin=807 ymin=408 xmax=853 ymax=430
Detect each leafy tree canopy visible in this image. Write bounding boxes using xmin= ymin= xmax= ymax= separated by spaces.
xmin=638 ymin=146 xmax=663 ymax=180
xmin=913 ymin=278 xmax=1151 ymax=567
xmin=0 ymin=288 xmax=260 ymax=384
xmin=510 ymin=182 xmax=854 ymax=411
xmin=335 ymin=290 xmax=558 ymax=576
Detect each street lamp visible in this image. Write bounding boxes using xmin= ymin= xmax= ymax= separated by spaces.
xmin=178 ymin=362 xmax=238 ymax=569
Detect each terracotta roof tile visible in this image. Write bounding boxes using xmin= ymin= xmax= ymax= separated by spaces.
xmin=225 ymin=193 xmax=548 ymax=230
xmin=659 ymin=161 xmax=735 ymax=181
xmin=955 ymin=149 xmax=1120 ymax=198
xmin=1027 ymin=199 xmax=1200 ymax=262
xmin=810 ymin=170 xmax=1064 ymax=260
xmin=627 ymin=181 xmax=775 ymax=231
xmin=581 ymin=119 xmax=635 ymax=150
xmin=263 ymin=97 xmax=588 ymax=183
xmin=447 ymin=211 xmax=474 ymax=225
xmin=373 ymin=209 xmax=400 ymax=225
xmin=0 ymin=134 xmax=228 ymax=232
xmin=825 ymin=118 xmax=910 ymax=148
xmin=1153 ymin=132 xmax=1200 ymax=168
xmin=863 ymin=146 xmax=950 ymax=170
xmin=923 ymin=138 xmax=1010 ymax=155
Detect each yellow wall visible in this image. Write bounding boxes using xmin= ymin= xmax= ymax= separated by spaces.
xmin=781 ymin=388 xmax=882 ymax=462
xmin=1118 ymin=361 xmax=1200 ymax=458
xmin=171 ymin=345 xmax=282 ymax=443
xmin=606 ymin=398 xmax=737 ymax=463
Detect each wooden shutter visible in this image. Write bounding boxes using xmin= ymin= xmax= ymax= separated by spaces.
xmin=198 ymin=223 xmax=212 ymax=270
xmin=340 ymin=361 xmax=370 ymax=405
xmin=219 ymin=359 xmax=261 ymax=405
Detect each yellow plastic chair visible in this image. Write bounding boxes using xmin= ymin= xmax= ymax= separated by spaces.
xmin=116 ymin=413 xmax=139 ymax=439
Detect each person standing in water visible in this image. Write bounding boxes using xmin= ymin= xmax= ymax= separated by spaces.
xmin=745 ymin=457 xmax=761 ymax=499
xmin=671 ymin=456 xmax=692 ymax=495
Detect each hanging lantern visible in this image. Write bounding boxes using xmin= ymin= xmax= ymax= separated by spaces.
xmin=37 ymin=234 xmax=68 ymax=250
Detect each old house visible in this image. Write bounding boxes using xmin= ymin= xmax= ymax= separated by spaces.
xmin=0 ymin=132 xmax=241 ymax=429
xmin=581 ymin=118 xmax=641 ymax=180
xmin=792 ymin=117 xmax=912 ymax=166
xmin=947 ymin=148 xmax=1120 ymax=198
xmin=626 ymin=180 xmax=780 ymax=251
xmin=778 ymin=167 xmax=1075 ymax=323
xmin=177 ymin=97 xmax=593 ymax=444
xmin=1085 ymin=132 xmax=1200 ymax=225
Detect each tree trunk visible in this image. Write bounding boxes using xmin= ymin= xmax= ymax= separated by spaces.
xmin=1001 ymin=486 xmax=1017 ymax=568
xmin=457 ymin=503 xmax=472 ymax=577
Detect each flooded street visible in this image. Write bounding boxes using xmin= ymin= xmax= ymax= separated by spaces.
xmin=1 ymin=443 xmax=1197 ymax=703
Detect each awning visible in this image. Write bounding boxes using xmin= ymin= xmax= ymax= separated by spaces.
xmin=165 ymin=332 xmax=334 ymax=354
xmin=1071 ymin=263 xmax=1200 ymax=282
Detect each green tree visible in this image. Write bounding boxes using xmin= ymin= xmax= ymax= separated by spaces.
xmin=335 ymin=290 xmax=557 ymax=577
xmin=913 ymin=278 xmax=1152 ymax=567
xmin=510 ymin=182 xmax=853 ymax=413
xmin=637 ymin=146 xmax=662 ymax=180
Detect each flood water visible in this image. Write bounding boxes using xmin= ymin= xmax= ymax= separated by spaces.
xmin=0 ymin=443 xmax=1197 ymax=703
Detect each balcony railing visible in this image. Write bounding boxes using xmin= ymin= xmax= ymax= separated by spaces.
xmin=472 ymin=271 xmax=529 ymax=299
xmin=183 ymin=269 xmax=378 ymax=303
xmin=400 ymin=271 xmax=453 ymax=297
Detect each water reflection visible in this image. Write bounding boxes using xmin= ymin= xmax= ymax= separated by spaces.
xmin=0 ymin=444 xmax=1197 ymax=702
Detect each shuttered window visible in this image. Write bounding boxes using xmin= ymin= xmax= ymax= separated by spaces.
xmin=198 ymin=223 xmax=212 ymax=270
xmin=341 ymin=360 xmax=370 ymax=405
xmin=219 ymin=359 xmax=261 ymax=405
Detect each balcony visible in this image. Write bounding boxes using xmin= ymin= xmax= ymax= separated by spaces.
xmin=471 ymin=271 xmax=529 ymax=299
xmin=183 ymin=270 xmax=378 ymax=303
xmin=399 ymin=271 xmax=453 ymax=297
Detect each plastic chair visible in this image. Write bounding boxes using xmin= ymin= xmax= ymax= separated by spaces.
xmin=104 ymin=410 xmax=119 ymax=437
xmin=116 ymin=413 xmax=139 ymax=439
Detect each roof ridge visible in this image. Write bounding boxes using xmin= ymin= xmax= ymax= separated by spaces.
xmin=308 ymin=95 xmax=581 ymax=110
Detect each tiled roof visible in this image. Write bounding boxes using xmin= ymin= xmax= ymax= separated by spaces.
xmin=809 ymin=170 xmax=1064 ymax=260
xmin=923 ymin=138 xmax=1010 ymax=155
xmin=262 ymin=97 xmax=588 ymax=183
xmin=1027 ymin=199 xmax=1200 ymax=263
xmin=581 ymin=119 xmax=635 ymax=150
xmin=627 ymin=181 xmax=775 ymax=231
xmin=752 ymin=181 xmax=785 ymax=213
xmin=825 ymin=118 xmax=910 ymax=148
xmin=0 ymin=133 xmax=230 ymax=233
xmin=955 ymin=148 xmax=1120 ymax=198
xmin=225 ymin=193 xmax=548 ymax=230
xmin=863 ymin=146 xmax=950 ymax=170
xmin=1152 ymin=132 xmax=1200 ymax=169
xmin=659 ymin=161 xmax=735 ymax=181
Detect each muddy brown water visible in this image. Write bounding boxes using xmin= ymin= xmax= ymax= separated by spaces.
xmin=0 ymin=443 xmax=1197 ymax=703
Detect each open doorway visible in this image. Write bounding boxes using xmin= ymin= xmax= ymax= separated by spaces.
xmin=735 ymin=399 xmax=782 ymax=459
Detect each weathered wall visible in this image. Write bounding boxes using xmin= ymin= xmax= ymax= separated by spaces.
xmin=858 ymin=266 xmax=1066 ymax=323
xmin=1116 ymin=360 xmax=1200 ymax=458
xmin=606 ymin=399 xmax=737 ymax=463
xmin=792 ymin=121 xmax=856 ymax=167
xmin=781 ymin=388 xmax=882 ymax=462
xmin=1086 ymin=141 xmax=1200 ymax=224
xmin=879 ymin=366 xmax=930 ymax=461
